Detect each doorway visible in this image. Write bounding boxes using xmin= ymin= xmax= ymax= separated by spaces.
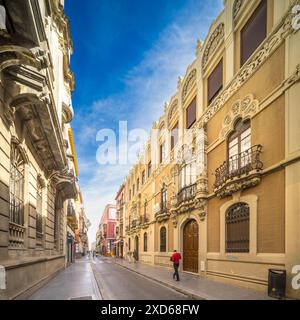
xmin=183 ymin=219 xmax=199 ymax=273
xmin=134 ymin=236 xmax=139 ymax=261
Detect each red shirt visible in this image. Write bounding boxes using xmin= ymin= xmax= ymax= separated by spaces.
xmin=171 ymin=252 xmax=181 ymax=264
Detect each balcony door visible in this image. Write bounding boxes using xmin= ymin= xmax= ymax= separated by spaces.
xmin=183 ymin=219 xmax=199 ymax=273
xmin=228 ymin=119 xmax=251 ymax=174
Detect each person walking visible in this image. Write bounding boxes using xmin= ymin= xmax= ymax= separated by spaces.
xmin=170 ymin=250 xmax=181 ymax=281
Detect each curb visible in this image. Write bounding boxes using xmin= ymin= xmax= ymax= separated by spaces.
xmin=115 ymin=261 xmax=206 ymax=300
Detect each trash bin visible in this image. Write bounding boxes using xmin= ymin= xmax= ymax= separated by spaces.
xmin=268 ymin=269 xmax=286 ymax=299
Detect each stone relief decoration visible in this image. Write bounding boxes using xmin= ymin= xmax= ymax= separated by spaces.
xmin=197 ymin=1 xmax=300 ymax=130
xmin=182 ymin=68 xmax=196 ymax=103
xmin=233 ymin=0 xmax=244 ymax=21
xmin=11 ymin=135 xmax=29 ymax=164
xmin=219 ymin=94 xmax=259 ymax=140
xmin=201 ymin=23 xmax=224 ymax=70
xmin=168 ymin=99 xmax=178 ymax=122
xmin=217 ymin=176 xmax=261 ymax=199
xmin=62 ymin=103 xmax=74 ymax=124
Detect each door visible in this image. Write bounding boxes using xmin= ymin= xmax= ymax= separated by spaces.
xmin=135 ymin=236 xmax=139 ymax=261
xmin=183 ymin=219 xmax=199 ymax=273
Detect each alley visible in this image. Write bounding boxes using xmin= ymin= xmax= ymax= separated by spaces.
xmin=29 ymin=257 xmax=189 ymax=300
xmin=91 ymin=257 xmax=189 ymax=300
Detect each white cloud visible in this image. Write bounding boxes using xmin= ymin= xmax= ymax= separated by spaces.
xmin=76 ymin=0 xmax=224 ymax=244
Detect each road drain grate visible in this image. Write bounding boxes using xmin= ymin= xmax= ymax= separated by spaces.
xmin=70 ymin=296 xmax=93 ymax=300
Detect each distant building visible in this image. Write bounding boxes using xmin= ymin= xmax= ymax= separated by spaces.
xmin=96 ymin=205 xmax=117 ymax=256
xmin=115 ymin=184 xmax=125 ymax=258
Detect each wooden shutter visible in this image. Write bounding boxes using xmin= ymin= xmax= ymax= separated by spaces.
xmin=208 ymin=59 xmax=223 ymax=104
xmin=186 ymin=97 xmax=196 ymax=129
xmin=241 ymin=0 xmax=267 ymax=66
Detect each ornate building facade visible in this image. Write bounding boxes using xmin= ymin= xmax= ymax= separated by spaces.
xmin=0 ymin=0 xmax=82 ymax=299
xmin=123 ymin=0 xmax=300 ymax=299
xmin=115 ymin=184 xmax=125 ymax=258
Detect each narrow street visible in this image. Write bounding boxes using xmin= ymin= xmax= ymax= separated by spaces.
xmin=29 ymin=257 xmax=189 ymax=300
xmin=91 ymin=257 xmax=189 ymax=300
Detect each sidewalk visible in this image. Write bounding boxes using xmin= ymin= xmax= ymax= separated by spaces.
xmin=114 ymin=258 xmax=273 ymax=300
xmin=29 ymin=257 xmax=102 ymax=300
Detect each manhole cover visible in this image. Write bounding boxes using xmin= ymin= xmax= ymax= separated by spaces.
xmin=70 ymin=296 xmax=93 ymax=300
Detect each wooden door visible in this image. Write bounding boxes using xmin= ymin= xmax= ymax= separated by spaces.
xmin=183 ymin=219 xmax=199 ymax=273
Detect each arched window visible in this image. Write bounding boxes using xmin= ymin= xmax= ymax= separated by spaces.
xmin=9 ymin=143 xmax=25 ymax=226
xmin=144 ymin=232 xmax=148 ymax=252
xmin=228 ymin=119 xmax=251 ymax=173
xmin=160 ymin=227 xmax=167 ymax=252
xmin=226 ymin=203 xmax=250 ymax=253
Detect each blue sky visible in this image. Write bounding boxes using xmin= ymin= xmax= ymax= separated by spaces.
xmin=65 ymin=0 xmax=224 ymax=244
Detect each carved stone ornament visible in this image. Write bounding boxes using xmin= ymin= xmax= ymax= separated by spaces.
xmin=168 ymin=99 xmax=178 ymax=122
xmin=216 ymin=176 xmax=261 ymax=199
xmin=219 ymin=94 xmax=259 ymax=140
xmin=202 ymin=23 xmax=224 ymax=69
xmin=182 ymin=69 xmax=196 ymax=103
xmin=233 ymin=0 xmax=244 ymax=21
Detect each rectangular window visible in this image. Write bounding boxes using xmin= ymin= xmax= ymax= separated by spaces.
xmin=133 ymin=184 xmax=135 ymax=196
xmin=137 ymin=178 xmax=139 ymax=191
xmin=36 ymin=184 xmax=43 ymax=238
xmin=186 ymin=97 xmax=196 ymax=129
xmin=241 ymin=0 xmax=267 ymax=66
xmin=171 ymin=122 xmax=178 ymax=150
xmin=160 ymin=142 xmax=166 ymax=163
xmin=208 ymin=59 xmax=223 ymax=105
xmin=129 ymin=189 xmax=131 ymax=200
xmin=148 ymin=162 xmax=152 ymax=177
xmin=142 ymin=170 xmax=145 ymax=185
xmin=161 ymin=190 xmax=167 ymax=210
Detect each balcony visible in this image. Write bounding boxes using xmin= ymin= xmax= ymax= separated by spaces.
xmin=177 ymin=183 xmax=197 ymax=205
xmin=214 ymin=145 xmax=263 ymax=198
xmin=140 ymin=215 xmax=150 ymax=229
xmin=155 ymin=204 xmax=169 ymax=222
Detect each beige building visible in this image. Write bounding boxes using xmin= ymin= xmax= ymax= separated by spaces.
xmin=124 ymin=0 xmax=300 ymax=299
xmin=0 ymin=0 xmax=81 ymax=299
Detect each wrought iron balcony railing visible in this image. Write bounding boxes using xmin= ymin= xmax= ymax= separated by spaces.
xmin=214 ymin=145 xmax=263 ymax=190
xmin=177 ymin=183 xmax=197 ymax=205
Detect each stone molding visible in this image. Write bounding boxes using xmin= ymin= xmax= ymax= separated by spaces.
xmin=233 ymin=0 xmax=244 ymax=21
xmin=167 ymin=99 xmax=178 ymax=123
xmin=182 ymin=68 xmax=196 ymax=103
xmin=219 ymin=94 xmax=259 ymax=140
xmin=202 ymin=23 xmax=224 ymax=70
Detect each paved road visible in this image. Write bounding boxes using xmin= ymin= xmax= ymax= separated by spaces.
xmin=91 ymin=257 xmax=189 ymax=300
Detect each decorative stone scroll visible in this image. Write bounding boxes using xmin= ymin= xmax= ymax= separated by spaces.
xmin=182 ymin=69 xmax=196 ymax=103
xmin=168 ymin=99 xmax=178 ymax=122
xmin=219 ymin=94 xmax=259 ymax=140
xmin=202 ymin=23 xmax=224 ymax=69
xmin=233 ymin=0 xmax=244 ymax=21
